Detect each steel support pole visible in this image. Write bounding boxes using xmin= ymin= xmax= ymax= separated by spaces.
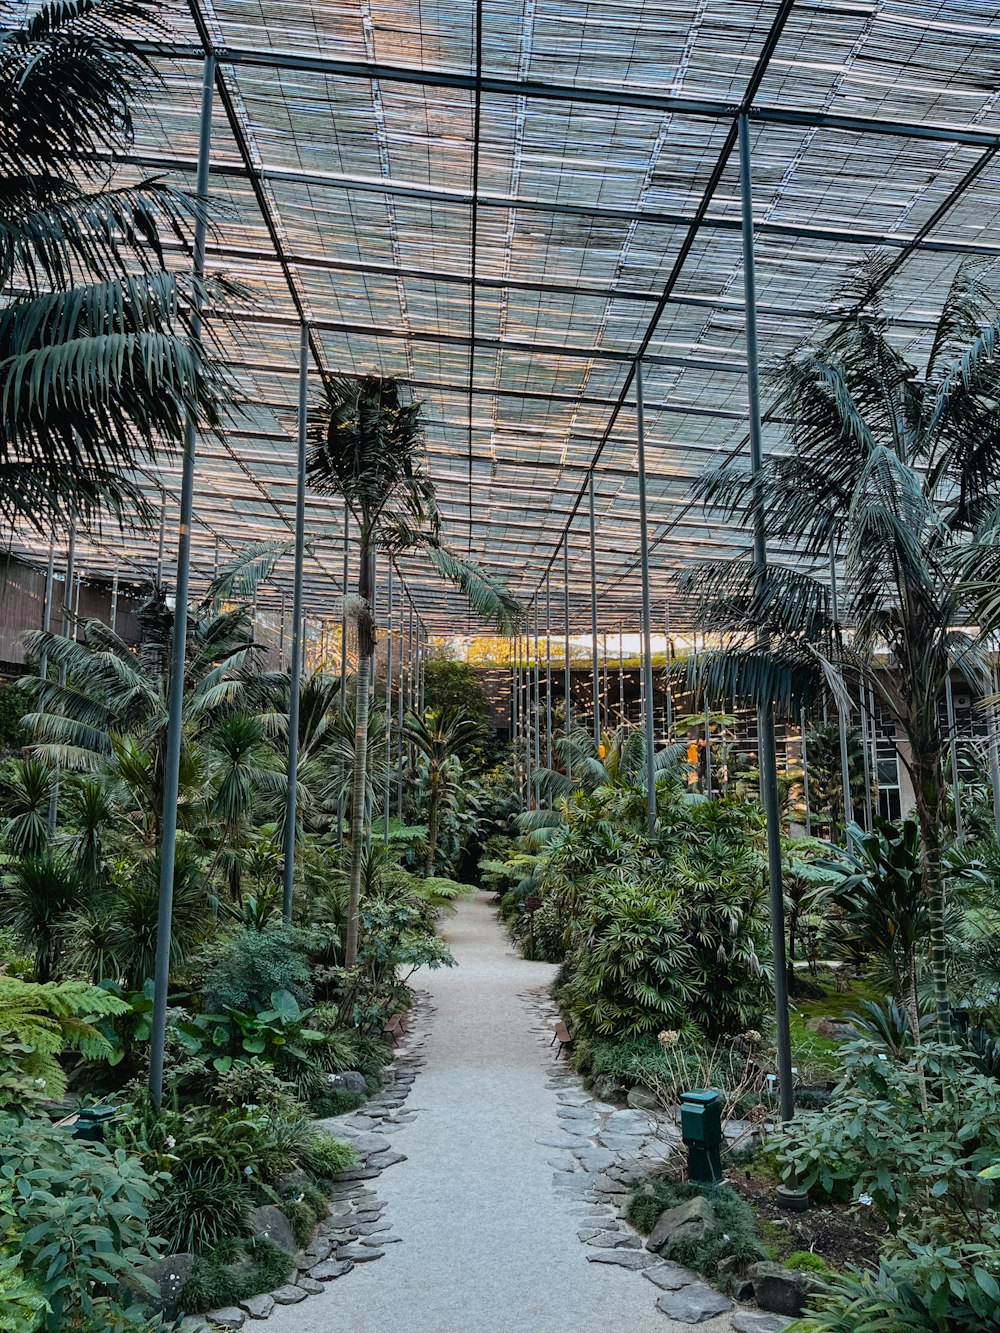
xmin=155 ymin=490 xmax=166 ymax=586
xmin=278 ymin=587 xmax=286 ymax=669
xmin=563 ymin=539 xmax=572 ymax=778
xmin=523 ymin=632 xmax=532 ymax=807
xmin=396 ymin=595 xmax=405 ymax=818
xmin=110 ymin=560 xmax=120 ymax=635
xmin=635 ymin=359 xmax=657 ymax=835
xmin=281 ymin=326 xmax=309 ymax=922
xmin=618 ymin=625 xmax=625 ymax=724
xmin=384 ymin=563 xmax=393 ymax=845
xmin=545 ymin=574 xmax=553 ymax=778
xmin=47 ymin=519 xmax=76 ymax=838
xmin=39 ymin=542 xmax=55 ymax=681
xmin=829 ymin=543 xmax=854 ymax=830
xmin=858 ymin=690 xmax=873 ymax=830
xmin=588 ymin=473 xmax=601 ymax=745
xmin=704 ymin=701 xmax=713 ymax=798
xmin=664 ymin=603 xmax=675 ymax=733
xmin=149 ymin=54 xmax=215 ymax=1105
xmin=944 ymin=670 xmax=964 ymax=842
xmin=990 ymin=664 xmax=1000 ymax=840
xmin=532 ymin=603 xmax=541 ymax=781
xmin=800 ymin=705 xmax=811 ymax=836
xmin=739 ymin=113 xmax=795 ymax=1139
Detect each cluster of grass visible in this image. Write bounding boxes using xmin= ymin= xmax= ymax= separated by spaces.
xmin=625 ymin=1179 xmax=766 ymax=1291
xmin=179 ymin=1237 xmax=294 ymax=1311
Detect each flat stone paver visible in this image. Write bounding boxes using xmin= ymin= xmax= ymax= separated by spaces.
xmin=263 ymin=893 xmax=732 ymax=1333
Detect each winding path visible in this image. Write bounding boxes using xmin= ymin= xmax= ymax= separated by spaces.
xmin=265 ymin=893 xmax=734 ymax=1333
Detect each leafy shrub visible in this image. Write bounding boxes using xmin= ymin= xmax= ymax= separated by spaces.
xmin=0 ymin=976 xmax=130 ymax=1106
xmin=625 ymin=1179 xmax=765 ymax=1289
xmin=785 ymin=1250 xmax=831 ymax=1274
xmin=299 ymin=1131 xmax=356 ymax=1179
xmin=200 ymin=923 xmax=315 ymax=1013
xmin=211 ymin=1058 xmax=305 ymax=1114
xmin=0 ymin=1113 xmax=160 ymax=1330
xmin=149 ymin=1160 xmax=251 ymax=1253
xmin=178 ymin=1236 xmax=293 ymax=1313
xmin=773 ymin=1040 xmax=1000 ymax=1230
xmin=0 ymin=1248 xmax=47 ymax=1331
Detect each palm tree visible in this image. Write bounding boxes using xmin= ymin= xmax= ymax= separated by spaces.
xmin=1 ymin=0 xmax=231 ymax=531
xmin=681 ymin=260 xmax=1000 ymax=1038
xmin=308 ymin=375 xmax=519 ymax=966
xmin=403 ymin=709 xmax=483 ymax=875
xmin=204 ymin=714 xmax=286 ymax=904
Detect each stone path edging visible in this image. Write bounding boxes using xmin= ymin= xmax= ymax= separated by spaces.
xmin=522 ymin=986 xmax=792 ymax=1330
xmin=202 ymin=992 xmax=434 ymax=1330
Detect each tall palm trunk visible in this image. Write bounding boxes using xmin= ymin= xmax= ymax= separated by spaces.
xmin=345 ymin=544 xmax=374 ymax=969
xmin=911 ymin=740 xmax=951 ymax=1040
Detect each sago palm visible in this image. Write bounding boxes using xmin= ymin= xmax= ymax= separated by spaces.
xmin=682 ymin=259 xmax=1000 ymax=1037
xmin=308 ymin=374 xmax=519 ymax=966
xmin=0 ymin=0 xmax=231 ymax=529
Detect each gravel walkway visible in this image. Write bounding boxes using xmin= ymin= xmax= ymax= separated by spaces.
xmin=264 ymin=893 xmax=736 ymax=1333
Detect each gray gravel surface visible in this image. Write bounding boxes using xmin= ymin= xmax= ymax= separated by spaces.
xmin=263 ymin=893 xmax=733 ymax=1332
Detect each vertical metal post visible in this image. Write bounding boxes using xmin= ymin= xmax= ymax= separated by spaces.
xmin=618 ymin=624 xmax=625 ymax=724
xmin=563 ymin=538 xmax=572 ymax=778
xmin=704 ymin=700 xmax=713 ymax=798
xmin=829 ymin=542 xmax=854 ymax=829
xmin=944 ymin=670 xmax=964 ymax=842
xmin=278 ymin=587 xmax=286 ymax=670
xmin=532 ymin=602 xmax=541 ymax=779
xmin=858 ymin=684 xmax=874 ymax=830
xmin=635 ymin=359 xmax=657 ymax=835
xmin=39 ymin=542 xmax=55 ymax=681
xmin=149 ymin=54 xmax=215 ymax=1105
xmin=739 ymin=112 xmax=795 ymax=1140
xmin=545 ymin=574 xmax=553 ymax=778
xmin=110 ymin=559 xmax=120 ymax=635
xmin=339 ymin=501 xmax=350 ymax=699
xmin=588 ymin=472 xmax=601 ymax=745
xmin=523 ymin=631 xmax=532 ymax=806
xmin=281 ymin=325 xmax=309 ymax=922
xmin=990 ymin=664 xmax=1000 ymax=840
xmin=664 ymin=602 xmax=675 ymax=733
xmin=384 ymin=563 xmax=393 ymax=845
xmin=47 ymin=518 xmax=77 ymax=837
xmin=155 ymin=489 xmax=166 ymax=586
xmin=800 ymin=705 xmax=811 ymax=836
xmin=396 ymin=595 xmax=406 ymax=819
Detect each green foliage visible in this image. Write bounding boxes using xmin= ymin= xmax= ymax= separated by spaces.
xmin=531 ymin=779 xmax=772 ymax=1042
xmin=298 ymin=1132 xmax=356 ymax=1180
xmin=0 ymin=1249 xmax=47 ymax=1331
xmin=199 ymin=924 xmax=315 ymax=1014
xmin=0 ymin=1112 xmax=160 ymax=1331
xmin=178 ymin=1237 xmax=293 ymax=1314
xmin=0 ymin=682 xmax=29 ymax=750
xmin=2 ymin=852 xmax=87 ymax=981
xmin=420 ymin=658 xmax=496 ymax=764
xmin=625 ymin=1179 xmax=765 ymax=1289
xmin=0 ymin=975 xmax=129 ymax=1106
xmin=774 ymin=1040 xmax=1000 ymax=1231
xmin=150 ymin=1161 xmax=251 ymax=1253
xmin=785 ymin=1250 xmax=832 ymax=1274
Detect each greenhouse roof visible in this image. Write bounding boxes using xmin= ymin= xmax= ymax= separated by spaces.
xmin=11 ymin=0 xmax=1000 ymax=635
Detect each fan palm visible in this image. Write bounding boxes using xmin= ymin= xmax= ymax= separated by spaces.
xmin=1 ymin=0 xmax=232 ymax=530
xmin=403 ymin=709 xmax=483 ymax=875
xmin=308 ymin=374 xmax=519 ymax=966
xmin=681 ymin=259 xmax=1000 ymax=1037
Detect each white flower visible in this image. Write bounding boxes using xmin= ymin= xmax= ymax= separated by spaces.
xmin=858 ymin=1193 xmax=873 ymax=1207
xmin=35 ymin=1078 xmax=46 ymax=1088
xmin=164 ymin=1135 xmax=176 ymax=1149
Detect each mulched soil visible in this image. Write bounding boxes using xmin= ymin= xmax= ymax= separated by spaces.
xmin=729 ymin=1170 xmax=888 ymax=1272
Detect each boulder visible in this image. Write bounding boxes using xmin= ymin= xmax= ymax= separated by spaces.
xmin=246 ymin=1204 xmax=298 ymax=1256
xmin=627 ymin=1087 xmax=659 ymax=1111
xmin=655 ymin=1285 xmax=733 ymax=1323
xmin=327 ymin=1071 xmax=368 ymax=1095
xmin=646 ymin=1196 xmax=717 ymax=1254
xmin=143 ymin=1252 xmax=195 ymax=1318
xmin=748 ymin=1262 xmax=822 ymax=1317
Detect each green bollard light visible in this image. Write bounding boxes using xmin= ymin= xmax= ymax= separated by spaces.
xmin=680 ymin=1088 xmax=724 ymax=1185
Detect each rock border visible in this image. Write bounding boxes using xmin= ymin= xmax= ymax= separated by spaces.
xmin=196 ymin=991 xmax=434 ymax=1330
xmin=521 ymin=987 xmax=792 ymax=1332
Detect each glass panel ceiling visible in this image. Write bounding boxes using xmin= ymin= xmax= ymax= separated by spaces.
xmin=11 ymin=0 xmax=1000 ymax=635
